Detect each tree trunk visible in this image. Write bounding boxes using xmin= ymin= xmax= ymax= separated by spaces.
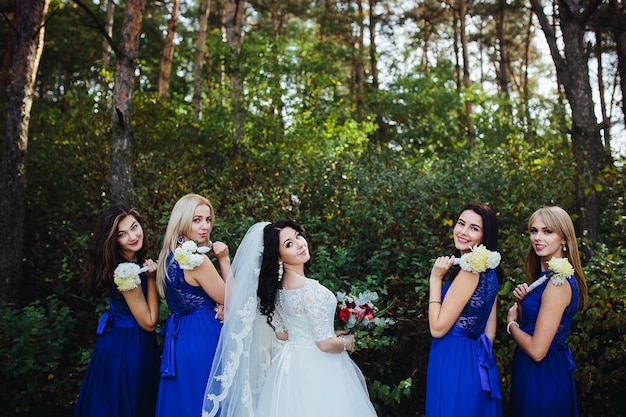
xmin=0 ymin=1 xmax=18 ymax=94
xmin=192 ymin=0 xmax=209 ymax=120
xmin=0 ymin=0 xmax=50 ymax=305
xmin=109 ymin=0 xmax=145 ymax=206
xmin=459 ymin=0 xmax=474 ymax=143
xmin=158 ymin=0 xmax=179 ymax=104
xmin=223 ymin=0 xmax=246 ymax=153
xmin=610 ymin=0 xmax=626 ymax=129
xmin=530 ymin=0 xmax=611 ymax=246
xmin=369 ymin=0 xmax=385 ymax=142
xmin=100 ymin=0 xmax=115 ymax=107
xmin=497 ymin=0 xmax=509 ymax=97
xmin=354 ymin=0 xmax=365 ymax=119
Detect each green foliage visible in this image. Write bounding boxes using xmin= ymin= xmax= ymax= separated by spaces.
xmin=0 ymin=296 xmax=78 ymax=416
xmin=4 ymin=8 xmax=624 ymax=415
xmin=571 ymin=244 xmax=626 ymax=416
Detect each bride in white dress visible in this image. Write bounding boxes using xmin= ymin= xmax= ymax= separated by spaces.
xmin=202 ymin=221 xmax=377 ymax=417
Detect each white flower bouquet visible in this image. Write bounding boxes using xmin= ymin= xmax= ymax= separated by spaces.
xmin=527 ymin=257 xmax=575 ymax=292
xmin=453 ymin=244 xmax=501 ymax=274
xmin=174 ymin=240 xmax=211 ymax=270
xmin=114 ymin=262 xmax=148 ymax=292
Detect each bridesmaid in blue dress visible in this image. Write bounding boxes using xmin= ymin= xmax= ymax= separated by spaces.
xmin=74 ymin=205 xmax=160 ymax=417
xmin=426 ymin=204 xmax=503 ymax=417
xmin=507 ymin=206 xmax=587 ymax=417
xmin=155 ymin=194 xmax=230 ymax=417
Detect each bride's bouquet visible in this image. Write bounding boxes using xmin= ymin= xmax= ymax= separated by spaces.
xmin=527 ymin=257 xmax=575 ymax=292
xmin=453 ymin=244 xmax=501 ymax=274
xmin=114 ymin=262 xmax=148 ymax=291
xmin=336 ymin=289 xmax=394 ymax=334
xmin=174 ymin=240 xmax=211 ymax=270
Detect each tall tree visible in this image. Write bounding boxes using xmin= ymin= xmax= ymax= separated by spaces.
xmin=0 ymin=0 xmax=50 ymax=304
xmin=192 ymin=0 xmax=210 ymax=120
xmin=223 ymin=0 xmax=246 ymax=150
xmin=158 ymin=0 xmax=179 ymax=103
xmin=530 ymin=0 xmax=612 ymax=245
xmin=110 ymin=0 xmax=146 ymax=206
xmin=609 ymin=0 xmax=626 ymax=127
xmin=458 ymin=0 xmax=474 ymax=143
xmin=100 ymin=0 xmax=115 ymax=106
xmin=497 ymin=0 xmax=510 ymax=98
xmin=354 ymin=0 xmax=365 ymax=118
xmin=0 ymin=1 xmax=17 ymax=93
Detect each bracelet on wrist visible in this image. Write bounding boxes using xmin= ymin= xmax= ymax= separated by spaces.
xmin=428 ymin=300 xmax=442 ymax=304
xmin=340 ymin=336 xmax=347 ymax=351
xmin=506 ymin=321 xmax=520 ymax=335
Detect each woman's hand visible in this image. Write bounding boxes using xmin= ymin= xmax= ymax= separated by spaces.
xmin=507 ymin=302 xmax=520 ymax=323
xmin=430 ymin=256 xmax=455 ymax=282
xmin=513 ymin=283 xmax=529 ymax=302
xmin=214 ymin=304 xmax=224 ymax=322
xmin=211 ymin=241 xmax=229 ymax=260
xmin=143 ymin=258 xmax=157 ymax=278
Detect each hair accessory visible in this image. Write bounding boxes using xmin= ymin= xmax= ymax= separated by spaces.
xmin=178 ymin=235 xmax=184 ymax=244
xmin=277 ymin=262 xmax=284 ymax=281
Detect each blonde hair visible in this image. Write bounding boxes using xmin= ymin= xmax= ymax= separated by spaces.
xmin=523 ymin=206 xmax=587 ymax=309
xmin=156 ymin=194 xmax=215 ymax=297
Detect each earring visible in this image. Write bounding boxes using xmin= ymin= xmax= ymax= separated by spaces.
xmin=563 ymin=243 xmax=567 ymax=252
xmin=278 ymin=262 xmax=284 ymax=282
xmin=178 ymin=236 xmax=184 ymax=244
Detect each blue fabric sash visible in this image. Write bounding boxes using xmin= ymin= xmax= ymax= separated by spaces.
xmin=449 ymin=326 xmax=502 ymax=399
xmin=160 ymin=307 xmax=214 ymax=378
xmin=477 ymin=333 xmax=502 ymax=399
xmin=95 ymin=310 xmax=140 ymax=334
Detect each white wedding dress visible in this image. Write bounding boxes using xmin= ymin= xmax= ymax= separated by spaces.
xmin=256 ymin=279 xmax=378 ymax=417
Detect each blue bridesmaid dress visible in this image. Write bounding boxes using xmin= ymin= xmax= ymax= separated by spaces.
xmin=509 ymin=272 xmax=580 ymax=417
xmin=426 ymin=268 xmax=502 ymax=417
xmin=73 ymin=271 xmax=160 ymax=417
xmin=156 ymin=253 xmax=223 ymax=417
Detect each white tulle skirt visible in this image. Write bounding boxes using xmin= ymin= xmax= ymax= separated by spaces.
xmin=256 ymin=342 xmax=378 ymax=416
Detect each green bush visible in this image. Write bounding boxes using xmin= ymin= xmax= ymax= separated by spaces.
xmin=0 ymin=296 xmax=78 ymax=416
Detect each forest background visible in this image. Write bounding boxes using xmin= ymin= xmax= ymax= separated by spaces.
xmin=1 ymin=0 xmax=625 ymax=415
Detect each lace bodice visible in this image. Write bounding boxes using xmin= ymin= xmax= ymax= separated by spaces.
xmin=520 ymin=272 xmax=579 ymax=347
xmin=276 ymin=279 xmax=337 ymax=343
xmin=442 ymin=268 xmax=499 ymax=337
xmin=163 ymin=253 xmax=217 ymax=314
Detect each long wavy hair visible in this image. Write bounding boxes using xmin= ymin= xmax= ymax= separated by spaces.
xmin=85 ymin=205 xmax=148 ymax=298
xmin=157 ymin=193 xmax=215 ymax=297
xmin=451 ymin=203 xmax=505 ymax=284
xmin=257 ymin=220 xmax=306 ymax=327
xmin=523 ymin=206 xmax=587 ymax=310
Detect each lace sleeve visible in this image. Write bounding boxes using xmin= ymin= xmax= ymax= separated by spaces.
xmin=271 ymin=309 xmax=287 ymax=334
xmin=302 ymin=282 xmax=335 ymax=341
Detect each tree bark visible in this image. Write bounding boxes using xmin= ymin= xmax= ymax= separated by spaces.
xmin=459 ymin=0 xmax=474 ymax=143
xmin=369 ymin=0 xmax=385 ymax=142
xmin=610 ymin=0 xmax=626 ymax=128
xmin=497 ymin=0 xmax=509 ymax=98
xmin=158 ymin=0 xmax=179 ymax=104
xmin=109 ymin=0 xmax=145 ymax=206
xmin=0 ymin=1 xmax=18 ymax=94
xmin=354 ymin=0 xmax=365 ymax=119
xmin=530 ymin=0 xmax=611 ymax=246
xmin=100 ymin=0 xmax=114 ymax=107
xmin=0 ymin=0 xmax=50 ymax=304
xmin=192 ymin=0 xmax=209 ymax=119
xmin=223 ymin=0 xmax=246 ymax=152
